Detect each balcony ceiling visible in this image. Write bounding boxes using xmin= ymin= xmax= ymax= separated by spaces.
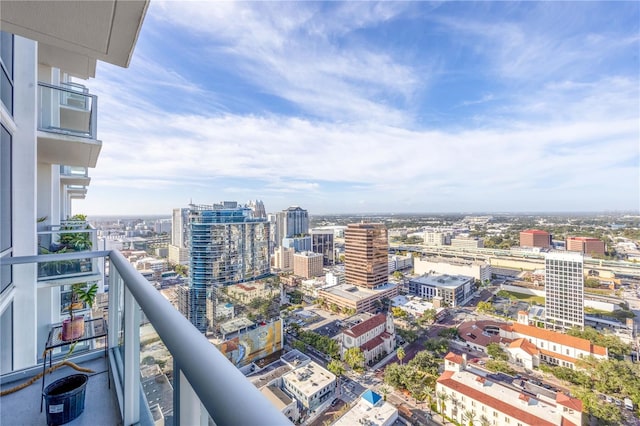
xmin=0 ymin=0 xmax=148 ymax=78
xmin=61 ymin=174 xmax=91 ymax=186
xmin=38 ymin=131 xmax=101 ymax=168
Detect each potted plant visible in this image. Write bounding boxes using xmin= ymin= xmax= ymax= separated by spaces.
xmin=61 ymin=282 xmax=98 ymax=341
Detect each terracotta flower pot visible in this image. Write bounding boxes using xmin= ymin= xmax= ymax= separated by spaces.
xmin=62 ymin=316 xmax=85 ymax=341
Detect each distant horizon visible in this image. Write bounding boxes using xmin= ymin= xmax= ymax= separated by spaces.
xmin=85 ymin=210 xmax=640 ymax=220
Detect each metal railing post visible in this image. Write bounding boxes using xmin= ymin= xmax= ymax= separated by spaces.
xmin=123 ymin=285 xmax=140 ymax=425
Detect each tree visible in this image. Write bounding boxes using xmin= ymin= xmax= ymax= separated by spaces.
xmin=397 ymin=347 xmax=406 ymax=365
xmin=392 ymin=270 xmax=404 ymax=280
xmin=476 ymin=301 xmax=495 ymax=314
xmin=344 ymin=347 xmax=365 ymax=372
xmin=292 ymin=340 xmax=306 ymax=352
xmin=462 ymin=409 xmax=477 ymax=426
xmin=486 ymin=343 xmax=508 ymax=361
xmin=392 ymin=306 xmax=407 ymax=318
xmin=379 ymin=385 xmax=390 ymax=401
xmin=424 ymin=338 xmax=449 ymax=355
xmin=437 ymin=390 xmax=449 ymax=414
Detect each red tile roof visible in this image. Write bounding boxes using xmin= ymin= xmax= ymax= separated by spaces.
xmin=505 ymin=323 xmax=607 ymax=357
xmin=561 ymin=418 xmax=578 ymax=426
xmin=444 ymin=352 xmax=464 ymax=364
xmin=509 ymin=338 xmax=539 ymax=356
xmin=360 ymin=336 xmax=384 ymax=351
xmin=556 ymin=392 xmax=583 ymax=412
xmin=343 ymin=313 xmax=386 ymax=338
xmin=437 ymin=375 xmax=555 ymax=426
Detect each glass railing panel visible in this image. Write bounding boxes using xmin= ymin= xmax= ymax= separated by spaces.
xmin=60 ymin=165 xmax=88 ymax=177
xmin=37 ymin=82 xmax=96 ymax=139
xmin=140 ymin=323 xmax=174 ymax=425
xmin=37 ymin=226 xmax=98 ymax=280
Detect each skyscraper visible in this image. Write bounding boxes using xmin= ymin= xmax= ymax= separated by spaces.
xmin=344 ymin=223 xmax=388 ymax=289
xmin=283 ymin=206 xmax=309 ymax=237
xmin=188 ymin=202 xmax=270 ymax=333
xmin=247 ymin=200 xmax=267 ymax=219
xmin=169 ymin=207 xmax=190 ymax=265
xmin=311 ymin=228 xmax=335 ymax=265
xmin=544 ymin=251 xmax=584 ymax=330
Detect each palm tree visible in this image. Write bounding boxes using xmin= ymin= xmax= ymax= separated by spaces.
xmin=379 ymin=385 xmax=390 ymax=401
xmin=479 ymin=414 xmax=491 ymax=426
xmin=462 ymin=409 xmax=477 ymax=426
xmin=437 ymin=391 xmax=449 ymax=414
xmin=327 ymin=359 xmax=345 ymax=396
xmin=397 ymin=347 xmax=406 ymax=365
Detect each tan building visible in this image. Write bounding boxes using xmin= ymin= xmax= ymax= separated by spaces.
xmin=226 ymin=281 xmax=278 ymax=303
xmin=273 ymin=246 xmax=294 ymax=272
xmin=450 ymin=236 xmax=484 ymax=249
xmin=318 ymin=283 xmax=398 ymax=313
xmin=566 ymin=236 xmax=605 ymax=257
xmin=293 ymin=251 xmax=323 ymax=278
xmin=345 ymin=223 xmax=388 ymax=289
xmin=519 ymin=229 xmax=551 ymax=248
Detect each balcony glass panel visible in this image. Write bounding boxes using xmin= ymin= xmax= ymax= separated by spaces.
xmin=37 ymin=224 xmax=97 ymax=280
xmin=60 ymin=165 xmax=88 ymax=177
xmin=140 ymin=323 xmax=174 ymax=425
xmin=37 ymin=82 xmax=97 ymax=139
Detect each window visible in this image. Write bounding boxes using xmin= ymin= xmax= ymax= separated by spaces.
xmin=0 ymin=124 xmax=11 ymax=294
xmin=0 ymin=32 xmax=13 ymax=114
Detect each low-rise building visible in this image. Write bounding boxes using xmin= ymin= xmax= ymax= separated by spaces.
xmin=450 ymin=236 xmax=484 ymax=249
xmin=282 ymin=361 xmax=336 ymax=411
xmin=566 ymin=236 xmax=606 ymax=257
xmin=318 ymin=283 xmax=398 ymax=314
xmin=333 ymin=390 xmax=398 ymax=426
xmin=338 ymin=312 xmax=395 ymax=365
xmin=436 ymin=353 xmax=584 ymax=426
xmin=260 ymin=384 xmax=300 ymax=423
xmin=390 ymin=295 xmax=446 ymax=320
xmin=414 ymin=256 xmax=491 ymax=282
xmin=388 ymin=254 xmax=413 ymax=272
xmin=520 ymin=229 xmax=551 ymax=248
xmin=299 ymin=277 xmax=327 ymax=298
xmin=408 ymin=274 xmax=474 ymax=307
xmin=226 ymin=281 xmax=279 ymax=303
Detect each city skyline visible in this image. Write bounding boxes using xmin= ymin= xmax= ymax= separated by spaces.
xmin=74 ymin=1 xmax=639 ymax=215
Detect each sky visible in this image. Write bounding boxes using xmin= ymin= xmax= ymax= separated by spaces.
xmin=74 ymin=1 xmax=640 ymax=216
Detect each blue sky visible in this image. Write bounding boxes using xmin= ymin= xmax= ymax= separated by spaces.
xmin=75 ymin=1 xmax=640 ymax=216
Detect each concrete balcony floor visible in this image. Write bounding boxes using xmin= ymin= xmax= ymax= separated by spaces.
xmin=1 ymin=354 xmax=119 ymax=426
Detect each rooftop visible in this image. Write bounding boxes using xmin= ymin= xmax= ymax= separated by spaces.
xmin=282 ymin=362 xmax=335 ymax=396
xmin=521 ymin=230 xmax=550 ymax=235
xmin=333 ymin=390 xmax=398 ymax=426
xmin=438 ymin=365 xmax=570 ymax=426
xmin=411 ymin=273 xmax=472 ymax=289
xmin=319 ymin=283 xmax=397 ymax=302
xmin=505 ymin=323 xmax=607 ymax=356
xmin=343 ymin=313 xmax=386 ymax=338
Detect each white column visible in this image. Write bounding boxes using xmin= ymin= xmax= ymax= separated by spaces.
xmin=179 ymin=370 xmax=210 ymax=426
xmin=123 ymin=285 xmax=140 ymax=425
xmin=11 ymin=36 xmax=38 ymax=369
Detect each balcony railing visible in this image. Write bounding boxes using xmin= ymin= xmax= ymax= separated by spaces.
xmin=1 ymin=250 xmax=291 ymax=425
xmin=38 ymin=82 xmax=97 ymax=139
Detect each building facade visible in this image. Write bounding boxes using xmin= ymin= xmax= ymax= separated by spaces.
xmin=310 ymin=228 xmax=335 ymax=265
xmin=318 ymin=283 xmax=398 ymax=314
xmin=0 ymin=1 xmax=147 ymax=374
xmin=450 ymin=236 xmax=484 ymax=249
xmin=414 ymin=256 xmax=491 ymax=282
xmin=188 ymin=203 xmax=270 ymax=333
xmin=293 ymin=251 xmax=323 ymax=279
xmin=339 ymin=312 xmax=395 ymax=365
xmin=282 ymin=362 xmax=336 ymax=411
xmin=436 ymin=353 xmax=584 ymax=426
xmin=408 ymin=274 xmax=474 ymax=307
xmin=566 ymin=236 xmax=605 ymax=257
xmin=545 ymin=251 xmax=584 ymax=330
xmin=520 ymin=229 xmax=551 ymax=248
xmin=273 ymin=246 xmax=294 ymax=272
xmin=344 ymin=223 xmax=388 ymax=289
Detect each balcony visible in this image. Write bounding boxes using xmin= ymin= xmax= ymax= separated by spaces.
xmin=37 ymin=222 xmax=100 ymax=284
xmin=0 ymin=250 xmax=291 ymax=425
xmin=60 ymin=165 xmax=91 ymax=186
xmin=37 ymin=82 xmax=102 ymax=168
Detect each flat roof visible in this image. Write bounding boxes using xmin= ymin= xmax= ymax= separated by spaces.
xmin=219 ymin=317 xmax=255 ymax=335
xmin=333 ymin=391 xmax=398 ymax=426
xmin=282 ymin=361 xmax=335 ymax=397
xmin=411 ymin=274 xmax=472 ymax=289
xmin=319 ymin=283 xmax=397 ymax=302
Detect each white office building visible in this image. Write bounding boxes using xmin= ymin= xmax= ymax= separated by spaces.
xmin=545 ymin=251 xmax=584 ymax=330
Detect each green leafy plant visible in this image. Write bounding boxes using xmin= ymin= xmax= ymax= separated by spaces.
xmin=67 ymin=282 xmax=98 ymax=321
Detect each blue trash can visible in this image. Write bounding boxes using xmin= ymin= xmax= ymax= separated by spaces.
xmin=43 ymin=374 xmax=88 ymax=426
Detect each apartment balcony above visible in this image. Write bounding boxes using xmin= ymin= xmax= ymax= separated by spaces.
xmin=60 ymin=165 xmax=91 ymax=186
xmin=37 ymin=82 xmax=101 ymax=168
xmin=37 ymin=222 xmax=100 ymax=284
xmin=66 ymin=184 xmax=89 ymax=200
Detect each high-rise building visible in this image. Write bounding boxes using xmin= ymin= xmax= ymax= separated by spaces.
xmin=188 ymin=203 xmax=270 ymax=333
xmin=248 ymin=200 xmax=266 ymax=219
xmin=311 ymin=229 xmax=335 ymax=265
xmin=566 ymin=236 xmax=605 ymax=257
xmin=169 ymin=207 xmax=190 ymax=265
xmin=293 ymin=251 xmax=323 ymax=279
xmin=520 ymin=229 xmax=551 ymax=248
xmin=545 ymin=251 xmax=584 ymax=330
xmin=0 ymin=2 xmax=147 ymax=374
xmin=344 ymin=223 xmax=388 ymax=289
xmin=273 ymin=246 xmax=294 ymax=272
xmin=282 ymin=206 xmax=309 ymax=238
